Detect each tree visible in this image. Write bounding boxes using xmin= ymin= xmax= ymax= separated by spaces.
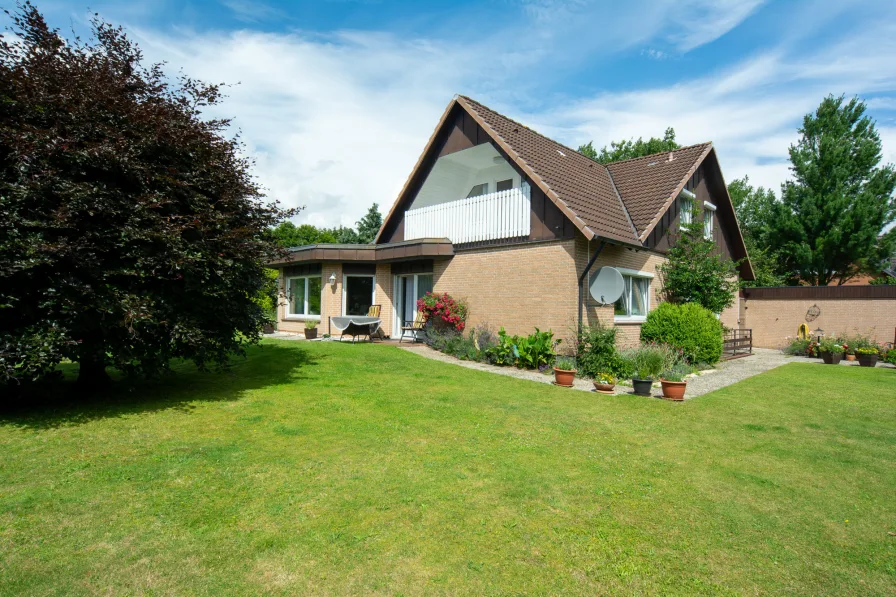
xmin=0 ymin=4 xmax=293 ymax=389
xmin=658 ymin=215 xmax=739 ymax=313
xmin=356 ymin=203 xmax=383 ymax=244
xmin=769 ymin=95 xmax=896 ymax=285
xmin=727 ymin=176 xmax=786 ymax=287
xmin=270 ymin=222 xmax=336 ymax=248
xmin=578 ymin=128 xmax=680 ymax=164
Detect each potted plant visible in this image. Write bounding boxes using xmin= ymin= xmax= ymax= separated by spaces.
xmin=624 ymin=345 xmax=667 ymax=397
xmin=660 ymin=363 xmax=691 ymax=401
xmin=553 ymin=355 xmax=577 ymax=387
xmin=593 ymin=372 xmax=616 ymax=394
xmin=843 ymin=342 xmax=855 ymax=361
xmin=856 ymin=346 xmax=879 ymax=368
xmin=304 ymin=319 xmax=319 ymax=340
xmin=818 ymin=338 xmax=843 ymax=365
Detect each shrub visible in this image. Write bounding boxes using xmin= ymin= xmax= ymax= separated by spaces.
xmin=484 ymin=327 xmax=558 ymax=369
xmin=418 ymin=292 xmax=468 ymax=332
xmin=640 ymin=302 xmax=723 ymax=364
xmin=819 ymin=338 xmax=844 ymax=353
xmin=575 ymin=323 xmax=630 ymax=379
xmin=784 ymin=337 xmax=811 ymax=356
xmin=883 ymin=348 xmax=896 ymax=365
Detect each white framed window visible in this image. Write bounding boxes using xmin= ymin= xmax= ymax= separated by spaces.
xmin=343 ymin=274 xmax=376 ymax=316
xmin=613 ymin=268 xmax=653 ymax=323
xmin=679 ymin=189 xmax=695 ymax=226
xmin=286 ymin=275 xmax=322 ymax=318
xmin=704 ymin=201 xmax=717 ymax=239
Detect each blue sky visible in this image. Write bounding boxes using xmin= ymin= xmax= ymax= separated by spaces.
xmin=30 ymin=0 xmax=896 ymax=227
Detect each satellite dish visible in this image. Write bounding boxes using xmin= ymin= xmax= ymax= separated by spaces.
xmin=589 ymin=267 xmax=624 ymax=305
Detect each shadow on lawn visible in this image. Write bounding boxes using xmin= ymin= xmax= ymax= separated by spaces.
xmin=0 ymin=343 xmax=318 ymax=430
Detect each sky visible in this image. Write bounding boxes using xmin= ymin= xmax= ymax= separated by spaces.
xmin=25 ymin=0 xmax=896 ymax=228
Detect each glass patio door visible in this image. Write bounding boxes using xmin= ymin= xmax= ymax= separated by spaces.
xmin=395 ymin=274 xmax=433 ymax=335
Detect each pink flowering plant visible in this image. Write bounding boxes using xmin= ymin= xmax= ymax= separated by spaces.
xmin=417 ymin=292 xmax=469 ymax=332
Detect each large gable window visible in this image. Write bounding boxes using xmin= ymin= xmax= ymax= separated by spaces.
xmin=466 ymin=183 xmax=489 ymax=198
xmin=613 ymin=269 xmax=653 ymax=323
xmin=287 ymin=276 xmax=322 ymax=318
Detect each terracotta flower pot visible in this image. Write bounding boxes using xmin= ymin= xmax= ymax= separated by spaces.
xmin=593 ymin=381 xmax=616 ymax=394
xmin=845 ymin=354 xmax=856 ymax=362
xmin=660 ymin=379 xmax=687 ymax=401
xmin=857 ymin=354 xmax=879 ymax=368
xmin=262 ymin=323 xmax=275 ymax=334
xmin=304 ymin=328 xmax=318 ymax=340
xmin=632 ymin=378 xmax=653 ymax=396
xmin=553 ymin=368 xmax=576 ymax=387
xmin=820 ymin=351 xmax=842 ymax=365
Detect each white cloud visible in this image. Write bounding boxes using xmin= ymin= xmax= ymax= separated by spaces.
xmin=89 ymin=0 xmax=896 ymax=228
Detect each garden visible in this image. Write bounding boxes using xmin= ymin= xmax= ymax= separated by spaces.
xmin=417 ymin=292 xmax=726 ymax=401
xmin=784 ymin=331 xmax=896 ymax=367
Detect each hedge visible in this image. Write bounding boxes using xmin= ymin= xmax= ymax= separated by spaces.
xmin=640 ymin=302 xmax=723 ymax=364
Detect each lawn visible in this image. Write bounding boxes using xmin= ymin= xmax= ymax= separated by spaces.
xmin=1 ymin=341 xmax=894 ymax=596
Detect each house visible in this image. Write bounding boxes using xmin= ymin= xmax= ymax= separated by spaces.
xmin=268 ymin=95 xmax=754 ymax=343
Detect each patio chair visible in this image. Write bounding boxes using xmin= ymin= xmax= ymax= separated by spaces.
xmin=399 ymin=311 xmax=427 ymax=343
xmin=367 ymin=305 xmax=383 ymax=340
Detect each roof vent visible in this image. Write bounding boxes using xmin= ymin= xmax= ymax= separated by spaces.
xmin=557 ymin=149 xmax=566 ymax=157
xmin=668 ymin=152 xmax=675 ymax=162
xmin=512 ymin=127 xmax=519 ymax=133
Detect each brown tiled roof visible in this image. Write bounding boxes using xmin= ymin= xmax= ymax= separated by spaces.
xmin=606 ymin=143 xmax=713 ymax=239
xmin=457 ymin=96 xmax=639 ymax=244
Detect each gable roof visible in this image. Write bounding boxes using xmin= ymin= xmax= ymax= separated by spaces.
xmin=606 ymin=142 xmax=713 ymax=240
xmin=375 ymin=96 xmax=748 ymax=272
xmin=456 ymin=96 xmax=638 ymax=244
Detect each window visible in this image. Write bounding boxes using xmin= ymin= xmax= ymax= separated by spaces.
xmin=613 ymin=271 xmax=652 ymax=322
xmin=703 ymin=202 xmax=716 ymax=239
xmin=344 ymin=275 xmax=375 ymax=316
xmin=466 ymin=183 xmax=489 ymax=198
xmin=496 ymin=178 xmax=513 ymax=192
xmin=680 ymin=196 xmax=693 ymax=226
xmin=287 ymin=276 xmax=322 ymax=318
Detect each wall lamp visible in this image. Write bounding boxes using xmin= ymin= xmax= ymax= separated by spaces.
xmin=328 ymin=273 xmax=337 ymax=287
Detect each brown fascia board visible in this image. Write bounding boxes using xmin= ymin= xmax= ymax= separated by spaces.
xmin=637 ymin=143 xmax=714 ymax=243
xmin=267 ymin=238 xmax=454 ymax=267
xmin=455 ymin=96 xmax=597 ymax=241
xmin=373 ymin=98 xmax=459 ymax=244
xmin=704 ymin=149 xmax=755 ymax=280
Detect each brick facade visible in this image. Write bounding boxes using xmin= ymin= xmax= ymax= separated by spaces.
xmin=276 ymin=231 xmax=744 ymax=343
xmin=742 ymin=296 xmax=896 ymax=348
xmin=432 ymin=239 xmax=579 ymax=343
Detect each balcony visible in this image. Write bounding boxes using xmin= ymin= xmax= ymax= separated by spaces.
xmin=405 ymin=183 xmax=531 ymax=245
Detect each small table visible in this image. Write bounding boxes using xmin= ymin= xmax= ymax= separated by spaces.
xmin=330 ymin=316 xmax=382 ymax=343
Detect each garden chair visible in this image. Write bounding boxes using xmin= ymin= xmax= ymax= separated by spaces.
xmin=399 ymin=311 xmax=426 ymax=343
xmin=367 ymin=305 xmax=383 ymax=340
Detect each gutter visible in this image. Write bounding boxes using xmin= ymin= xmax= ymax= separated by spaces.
xmin=578 ymin=239 xmax=606 ymax=329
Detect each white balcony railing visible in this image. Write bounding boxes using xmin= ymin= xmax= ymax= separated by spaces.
xmin=405 ymin=183 xmax=531 ymax=244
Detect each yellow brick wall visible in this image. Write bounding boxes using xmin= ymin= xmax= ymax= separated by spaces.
xmin=278 ymin=263 xmax=395 ymax=337
xmin=743 ymin=297 xmax=896 ymax=348
xmin=433 ymin=240 xmax=580 ymax=345
xmin=575 ymin=236 xmax=667 ymax=348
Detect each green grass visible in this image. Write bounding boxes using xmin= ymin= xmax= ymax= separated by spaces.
xmin=1 ymin=341 xmax=894 ymax=596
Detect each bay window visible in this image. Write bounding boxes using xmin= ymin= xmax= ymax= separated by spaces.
xmin=287 ymin=276 xmax=322 ymax=318
xmin=614 ymin=270 xmax=653 ymax=322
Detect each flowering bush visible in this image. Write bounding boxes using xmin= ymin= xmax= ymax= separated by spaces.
xmin=855 ymin=346 xmax=880 ymax=355
xmin=417 ymin=292 xmax=468 ymax=332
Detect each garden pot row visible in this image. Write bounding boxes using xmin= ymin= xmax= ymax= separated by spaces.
xmin=552 ymin=368 xmax=687 ymax=401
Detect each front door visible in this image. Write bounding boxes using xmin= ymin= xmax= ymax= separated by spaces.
xmin=394 ymin=273 xmax=433 ymax=336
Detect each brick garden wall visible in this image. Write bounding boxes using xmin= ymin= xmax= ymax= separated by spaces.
xmin=741 ymin=286 xmax=896 ymax=348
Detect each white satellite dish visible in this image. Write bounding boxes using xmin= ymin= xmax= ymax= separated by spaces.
xmin=589 ymin=267 xmax=624 ymax=305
